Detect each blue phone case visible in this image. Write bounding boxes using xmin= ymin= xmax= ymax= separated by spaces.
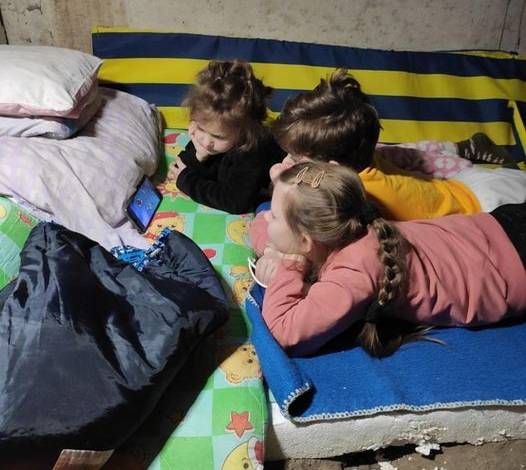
xmin=126 ymin=177 xmax=162 ymax=233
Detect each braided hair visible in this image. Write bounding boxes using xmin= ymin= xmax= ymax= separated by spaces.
xmin=272 ymin=69 xmax=381 ymax=171
xmin=184 ymin=60 xmax=273 ymax=152
xmin=278 ymin=161 xmax=427 ymax=357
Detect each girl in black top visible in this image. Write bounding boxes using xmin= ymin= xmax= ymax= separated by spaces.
xmin=168 ymin=60 xmax=285 ymax=214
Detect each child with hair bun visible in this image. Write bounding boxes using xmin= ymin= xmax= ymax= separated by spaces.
xmin=250 ymin=69 xmax=526 ymax=256
xmin=168 ymin=60 xmax=284 ymax=214
xmin=254 ymin=161 xmax=526 ymax=357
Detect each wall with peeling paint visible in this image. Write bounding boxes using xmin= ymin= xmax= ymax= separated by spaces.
xmin=0 ymin=0 xmax=524 ymax=54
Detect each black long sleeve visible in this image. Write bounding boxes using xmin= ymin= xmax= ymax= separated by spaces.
xmin=176 ymin=138 xmax=285 ymax=214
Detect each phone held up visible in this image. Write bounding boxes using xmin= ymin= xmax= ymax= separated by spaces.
xmin=126 ymin=177 xmax=162 ymax=233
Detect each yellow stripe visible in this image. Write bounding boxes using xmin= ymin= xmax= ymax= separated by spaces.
xmin=509 ymin=100 xmax=526 ymax=152
xmin=99 ymin=59 xmax=203 ymax=83
xmin=160 ymin=106 xmax=515 ymax=145
xmin=99 ymin=58 xmax=526 ymax=101
xmin=158 ymin=107 xmax=190 ymax=128
xmin=379 ymin=119 xmax=515 ymax=144
xmin=451 ymin=50 xmax=525 ymax=60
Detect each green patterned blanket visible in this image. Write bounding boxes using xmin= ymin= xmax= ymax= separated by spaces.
xmin=0 ymin=129 xmax=267 ymax=470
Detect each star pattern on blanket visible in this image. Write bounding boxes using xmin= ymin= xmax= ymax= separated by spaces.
xmin=225 ymin=411 xmax=254 ymax=438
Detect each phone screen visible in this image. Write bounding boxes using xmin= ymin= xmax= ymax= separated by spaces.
xmin=126 ymin=177 xmax=162 ymax=233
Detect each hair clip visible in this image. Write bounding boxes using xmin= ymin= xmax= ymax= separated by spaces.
xmin=294 ymin=166 xmax=326 ymax=188
xmin=311 ymin=170 xmax=326 ymax=188
xmin=294 ymin=166 xmax=310 ymax=185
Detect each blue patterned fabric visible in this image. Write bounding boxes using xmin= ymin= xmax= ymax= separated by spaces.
xmin=247 ymin=285 xmax=526 ymax=422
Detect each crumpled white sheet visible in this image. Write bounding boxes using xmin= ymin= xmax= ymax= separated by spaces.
xmin=0 ymin=88 xmax=162 ymax=250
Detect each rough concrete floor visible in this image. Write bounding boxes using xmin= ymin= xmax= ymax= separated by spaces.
xmin=266 ymin=440 xmax=526 ymax=470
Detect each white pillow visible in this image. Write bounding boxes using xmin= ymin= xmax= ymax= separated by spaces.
xmin=0 ymin=88 xmax=162 ymax=249
xmin=0 ymin=91 xmax=102 ymax=139
xmin=0 ymin=45 xmax=102 ymax=118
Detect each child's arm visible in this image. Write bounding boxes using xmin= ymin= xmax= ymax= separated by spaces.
xmin=249 ymin=211 xmax=270 ymax=256
xmin=262 ymin=259 xmax=373 ymax=356
xmin=176 ymin=154 xmax=263 ymax=214
xmin=168 ymin=141 xmax=214 ymax=181
xmin=376 ymin=143 xmax=472 ymax=179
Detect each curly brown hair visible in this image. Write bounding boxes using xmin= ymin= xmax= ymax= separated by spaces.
xmin=272 ymin=69 xmax=381 ymax=172
xmin=184 ymin=60 xmax=272 ymax=152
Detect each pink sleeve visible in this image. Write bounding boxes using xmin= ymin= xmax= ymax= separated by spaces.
xmin=249 ymin=211 xmax=270 ymax=256
xmin=376 ymin=145 xmax=471 ymax=178
xmin=262 ymin=260 xmax=375 ymax=356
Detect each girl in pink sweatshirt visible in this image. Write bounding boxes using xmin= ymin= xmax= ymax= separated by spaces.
xmin=252 ymin=161 xmax=526 ymax=357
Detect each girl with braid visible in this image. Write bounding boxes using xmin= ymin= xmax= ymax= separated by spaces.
xmin=252 ymin=162 xmax=526 ymax=357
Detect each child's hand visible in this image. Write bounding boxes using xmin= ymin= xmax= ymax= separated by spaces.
xmin=256 ymin=247 xmax=309 ymax=286
xmin=168 ymin=159 xmax=187 ymax=181
xmin=188 ymin=121 xmax=211 ymax=162
xmin=255 ymin=253 xmax=281 ymax=286
xmin=270 ymin=154 xmax=304 ymax=182
xmin=269 ymin=162 xmax=286 ymax=182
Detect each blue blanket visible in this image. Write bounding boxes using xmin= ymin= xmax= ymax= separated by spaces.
xmin=246 ymin=285 xmax=526 ymax=423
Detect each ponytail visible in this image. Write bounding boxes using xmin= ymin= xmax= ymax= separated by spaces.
xmin=357 ymin=217 xmax=443 ymax=357
xmin=358 ymin=315 xmax=439 ymax=358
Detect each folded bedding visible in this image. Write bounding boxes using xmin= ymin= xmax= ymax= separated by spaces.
xmin=0 ymin=87 xmax=162 ymax=249
xmin=0 ymin=222 xmax=229 ymax=452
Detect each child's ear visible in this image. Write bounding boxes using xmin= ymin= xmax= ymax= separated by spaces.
xmin=299 ymin=232 xmax=314 ymax=254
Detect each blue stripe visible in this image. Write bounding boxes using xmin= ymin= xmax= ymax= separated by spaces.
xmin=273 ymin=90 xmax=516 ymax=122
xmin=93 ymin=32 xmax=526 ymax=79
xmin=100 ymin=83 xmax=191 ymax=106
xmin=101 ymin=83 xmax=518 ymax=123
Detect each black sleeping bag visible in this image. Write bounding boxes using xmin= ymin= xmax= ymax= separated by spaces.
xmin=0 ymin=222 xmax=229 ymax=452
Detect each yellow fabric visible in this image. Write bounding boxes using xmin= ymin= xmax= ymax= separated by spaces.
xmin=99 ymin=58 xmax=526 ymax=100
xmin=97 ymin=57 xmax=526 ymax=140
xmin=360 ymin=154 xmax=481 ymax=220
xmin=509 ymin=100 xmax=526 ymax=154
xmin=159 ymin=106 xmax=516 ymax=144
xmin=378 ymin=119 xmax=514 ymax=146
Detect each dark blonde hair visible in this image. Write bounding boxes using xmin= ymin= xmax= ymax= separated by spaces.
xmin=184 ymin=60 xmax=272 ymax=153
xmin=278 ymin=162 xmax=424 ymax=357
xmin=272 ymin=69 xmax=381 ymax=172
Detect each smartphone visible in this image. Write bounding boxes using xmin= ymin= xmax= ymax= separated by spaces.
xmin=126 ymin=177 xmax=162 ymax=233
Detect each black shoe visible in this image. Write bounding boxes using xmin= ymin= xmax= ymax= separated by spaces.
xmin=456 ymin=133 xmax=519 ymax=169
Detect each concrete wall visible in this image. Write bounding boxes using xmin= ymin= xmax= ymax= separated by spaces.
xmin=0 ymin=8 xmax=6 ymax=44
xmin=0 ymin=0 xmax=525 ymax=54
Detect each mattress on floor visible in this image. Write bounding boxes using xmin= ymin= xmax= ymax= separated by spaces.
xmin=266 ymin=402 xmax=526 ymax=459
xmin=0 ymin=130 xmax=268 ymax=470
xmin=92 ymin=29 xmax=526 ymax=466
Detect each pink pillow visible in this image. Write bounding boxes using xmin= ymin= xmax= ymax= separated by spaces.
xmin=0 ymin=91 xmax=102 ymax=139
xmin=0 ymin=45 xmax=102 ymax=118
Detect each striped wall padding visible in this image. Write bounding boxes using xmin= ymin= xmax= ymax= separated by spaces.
xmin=92 ymin=28 xmax=526 ymax=160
